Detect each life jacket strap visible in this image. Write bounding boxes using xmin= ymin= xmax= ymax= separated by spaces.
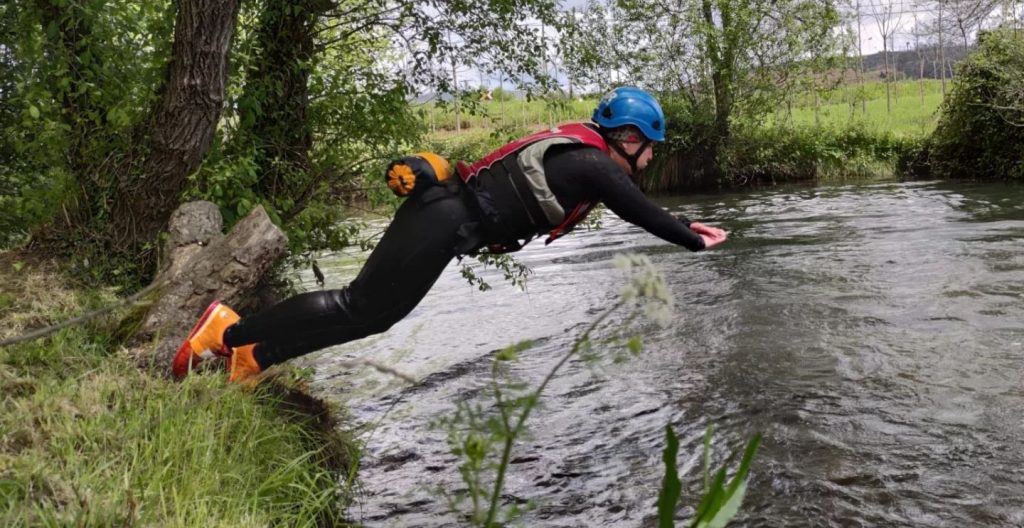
xmin=545 ymin=200 xmax=596 ymax=245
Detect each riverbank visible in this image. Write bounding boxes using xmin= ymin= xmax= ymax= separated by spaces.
xmin=0 ymin=252 xmax=354 ymax=526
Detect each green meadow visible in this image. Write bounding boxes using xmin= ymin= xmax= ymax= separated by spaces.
xmin=425 ymin=79 xmax=948 ymax=138
xmin=777 ymin=79 xmax=946 ymax=137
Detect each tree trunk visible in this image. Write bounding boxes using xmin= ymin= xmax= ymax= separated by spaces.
xmin=110 ymin=0 xmax=240 ymax=250
xmin=920 ymin=53 xmax=925 ymax=105
xmin=703 ymin=0 xmax=733 ymax=142
xmin=939 ymin=6 xmax=947 ymax=95
xmin=237 ymin=0 xmax=330 ymax=222
xmin=814 ymin=91 xmax=820 ymax=126
xmin=129 ymin=201 xmax=288 ymax=371
xmin=884 ymin=41 xmax=891 ymax=113
xmin=857 ymin=0 xmax=867 ymax=114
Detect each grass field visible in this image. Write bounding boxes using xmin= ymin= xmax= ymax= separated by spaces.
xmin=777 ymin=79 xmax=947 ymax=137
xmin=424 ymin=79 xmax=950 ymax=138
xmin=421 ymin=96 xmax=595 ymax=134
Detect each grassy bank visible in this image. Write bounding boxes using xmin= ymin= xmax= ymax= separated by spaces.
xmin=0 ymin=255 xmax=352 ymax=526
xmin=717 ymin=122 xmax=920 ymax=185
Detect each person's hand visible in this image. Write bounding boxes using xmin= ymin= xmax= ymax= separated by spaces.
xmin=690 ymin=222 xmax=727 ymax=249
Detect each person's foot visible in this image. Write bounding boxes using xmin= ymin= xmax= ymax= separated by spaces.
xmin=172 ymin=301 xmax=240 ymax=378
xmin=228 ymin=344 xmax=262 ymax=384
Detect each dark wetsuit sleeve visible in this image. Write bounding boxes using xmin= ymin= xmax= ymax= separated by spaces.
xmin=544 ymin=146 xmax=706 ymax=251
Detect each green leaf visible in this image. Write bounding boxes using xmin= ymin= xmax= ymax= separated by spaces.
xmin=706 ymin=434 xmax=762 ymax=528
xmin=496 ymin=340 xmax=535 ymax=361
xmin=690 ymin=431 xmax=761 ymax=528
xmin=657 ymin=423 xmax=682 ymax=528
xmin=627 ymin=336 xmax=643 ymax=356
xmin=28 ymin=105 xmax=39 ymax=119
xmin=495 ymin=346 xmax=518 ymax=362
xmin=692 ymin=462 xmax=731 ymax=528
xmin=703 ymin=424 xmax=713 ymax=489
xmin=703 ymin=482 xmax=746 ymax=528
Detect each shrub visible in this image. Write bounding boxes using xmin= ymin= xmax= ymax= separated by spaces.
xmin=717 ymin=123 xmax=920 ymax=185
xmin=927 ymin=29 xmax=1024 ymax=180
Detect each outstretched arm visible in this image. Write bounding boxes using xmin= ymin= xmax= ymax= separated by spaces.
xmin=544 ymin=146 xmax=728 ymax=251
xmin=584 ymin=153 xmax=725 ymax=251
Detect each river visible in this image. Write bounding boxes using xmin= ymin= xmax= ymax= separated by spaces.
xmin=295 ymin=179 xmax=1024 ymax=527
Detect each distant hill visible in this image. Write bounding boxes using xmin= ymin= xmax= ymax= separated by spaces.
xmin=856 ymin=45 xmax=972 ymax=80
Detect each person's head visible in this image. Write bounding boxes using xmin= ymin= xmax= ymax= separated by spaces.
xmin=592 ymin=86 xmax=665 ymax=175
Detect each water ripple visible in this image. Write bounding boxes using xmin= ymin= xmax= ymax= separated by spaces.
xmin=300 ymin=180 xmax=1024 ymax=527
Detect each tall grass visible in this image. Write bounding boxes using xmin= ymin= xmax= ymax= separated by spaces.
xmin=0 ymin=261 xmax=351 ymax=527
xmin=719 ymin=122 xmax=921 ymax=185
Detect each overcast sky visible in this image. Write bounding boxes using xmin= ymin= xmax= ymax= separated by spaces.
xmin=555 ymin=0 xmax=1016 ymax=52
xmin=459 ymin=0 xmax=1016 ymax=91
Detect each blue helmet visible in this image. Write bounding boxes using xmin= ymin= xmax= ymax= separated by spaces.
xmin=592 ymin=86 xmax=666 ymax=142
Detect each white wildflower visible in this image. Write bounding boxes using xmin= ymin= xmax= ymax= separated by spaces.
xmin=612 ymin=253 xmax=674 ymax=326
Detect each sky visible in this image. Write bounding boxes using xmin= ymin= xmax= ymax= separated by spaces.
xmin=555 ymin=0 xmax=893 ymax=55
xmin=456 ymin=0 xmax=1018 ymax=91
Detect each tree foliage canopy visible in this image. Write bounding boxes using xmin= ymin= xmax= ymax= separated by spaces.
xmin=927 ymin=28 xmax=1024 ymax=180
xmin=0 ymin=0 xmax=562 ymax=282
xmin=563 ymin=0 xmax=842 ymax=125
xmin=561 ymin=0 xmax=843 ymax=186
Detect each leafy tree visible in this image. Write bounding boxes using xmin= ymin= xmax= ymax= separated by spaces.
xmin=0 ymin=4 xmax=37 ymax=246
xmin=0 ymin=0 xmax=177 ymax=254
xmin=562 ymin=0 xmax=843 ymax=184
xmin=0 ymin=0 xmax=237 ymax=281
xmin=201 ymin=0 xmax=565 ymax=259
xmin=926 ymin=28 xmax=1024 ymax=180
xmin=107 ymin=0 xmax=240 ymax=252
xmin=3 ymin=0 xmax=564 ymax=282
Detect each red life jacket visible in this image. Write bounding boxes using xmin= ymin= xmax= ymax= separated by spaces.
xmin=455 ymin=123 xmax=609 ymax=253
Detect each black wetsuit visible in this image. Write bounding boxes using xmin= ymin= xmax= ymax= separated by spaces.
xmin=224 ymin=145 xmax=706 ymax=369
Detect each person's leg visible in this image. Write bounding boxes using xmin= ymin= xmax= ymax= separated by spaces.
xmin=225 ymin=186 xmax=475 ymax=369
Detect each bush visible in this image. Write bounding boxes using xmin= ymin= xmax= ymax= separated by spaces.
xmin=648 ymin=92 xmax=924 ymax=190
xmin=715 ymin=123 xmax=920 ymax=185
xmin=927 ymin=29 xmax=1024 ymax=180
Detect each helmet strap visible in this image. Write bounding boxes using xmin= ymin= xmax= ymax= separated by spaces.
xmin=607 ymin=138 xmax=651 ymax=176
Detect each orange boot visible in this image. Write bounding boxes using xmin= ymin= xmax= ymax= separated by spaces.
xmin=228 ymin=344 xmax=262 ymax=385
xmin=172 ymin=301 xmax=240 ymax=379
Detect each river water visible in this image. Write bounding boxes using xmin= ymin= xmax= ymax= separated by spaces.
xmin=297 ymin=179 xmax=1024 ymax=527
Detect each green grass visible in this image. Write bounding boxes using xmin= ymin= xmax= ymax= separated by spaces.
xmin=423 ymin=79 xmax=948 ymax=139
xmin=421 ymin=96 xmax=596 ymax=134
xmin=0 ymin=260 xmax=351 ymax=527
xmin=777 ymin=79 xmax=946 ymax=137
